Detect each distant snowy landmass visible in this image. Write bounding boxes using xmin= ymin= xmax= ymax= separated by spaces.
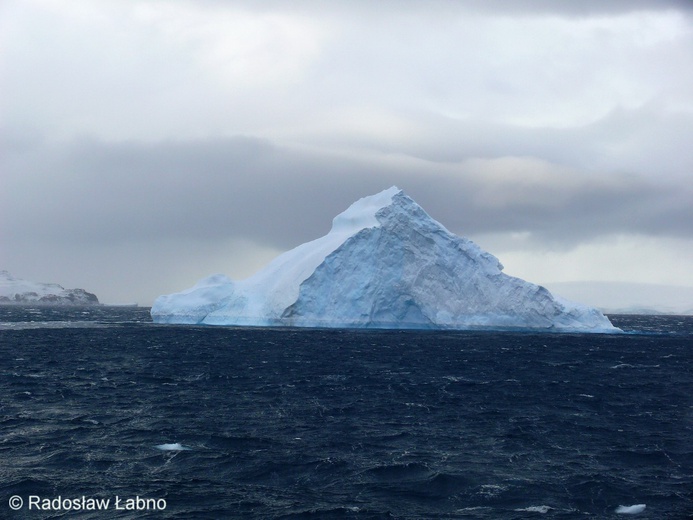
xmin=0 ymin=271 xmax=100 ymax=306
xmin=152 ymin=187 xmax=618 ymax=332
xmin=544 ymin=281 xmax=693 ymax=316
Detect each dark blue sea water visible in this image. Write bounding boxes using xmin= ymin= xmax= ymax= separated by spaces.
xmin=1 ymin=307 xmax=691 ymax=519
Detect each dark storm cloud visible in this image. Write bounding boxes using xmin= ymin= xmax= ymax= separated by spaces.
xmin=3 ymin=132 xmax=691 ymax=253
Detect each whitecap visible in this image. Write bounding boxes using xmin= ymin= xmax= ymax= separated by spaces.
xmin=0 ymin=321 xmax=108 ymax=330
xmin=155 ymin=443 xmax=191 ymax=451
xmin=456 ymin=506 xmax=491 ymax=512
xmin=475 ymin=484 xmax=506 ymax=498
xmin=616 ymin=504 xmax=646 ymax=514
xmin=515 ymin=505 xmax=551 ymax=513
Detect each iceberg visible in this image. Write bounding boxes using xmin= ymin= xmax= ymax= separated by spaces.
xmin=151 ymin=187 xmax=618 ymax=332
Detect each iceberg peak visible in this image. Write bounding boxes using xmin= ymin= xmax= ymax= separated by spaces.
xmin=152 ymin=188 xmax=618 ymax=332
xmin=329 ymin=186 xmax=401 ymax=235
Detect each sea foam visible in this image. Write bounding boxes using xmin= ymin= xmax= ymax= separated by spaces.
xmin=616 ymin=504 xmax=646 ymax=514
xmin=155 ymin=443 xmax=191 ymax=451
xmin=515 ymin=505 xmax=551 ymax=513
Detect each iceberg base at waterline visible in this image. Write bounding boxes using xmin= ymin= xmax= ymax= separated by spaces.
xmin=151 ymin=187 xmax=618 ymax=333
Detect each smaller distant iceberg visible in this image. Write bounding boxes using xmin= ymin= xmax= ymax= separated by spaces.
xmin=152 ymin=187 xmax=619 ymax=332
xmin=616 ymin=504 xmax=646 ymax=514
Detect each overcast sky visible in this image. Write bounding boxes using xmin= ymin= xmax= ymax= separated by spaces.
xmin=2 ymin=0 xmax=692 ymax=306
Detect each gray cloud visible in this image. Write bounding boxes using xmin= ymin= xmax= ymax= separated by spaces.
xmin=458 ymin=0 xmax=693 ymax=16
xmin=305 ymin=105 xmax=693 ymax=178
xmin=3 ymin=132 xmax=691 ymax=250
xmin=2 ymin=0 xmax=692 ymax=303
xmin=207 ymin=0 xmax=693 ymax=16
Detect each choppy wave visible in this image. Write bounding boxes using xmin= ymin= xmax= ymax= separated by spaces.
xmin=0 ymin=320 xmax=110 ymax=330
xmin=0 ymin=309 xmax=691 ymax=518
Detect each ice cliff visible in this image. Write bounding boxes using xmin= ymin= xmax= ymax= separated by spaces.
xmin=151 ymin=187 xmax=618 ymax=332
xmin=0 ymin=270 xmax=100 ymax=305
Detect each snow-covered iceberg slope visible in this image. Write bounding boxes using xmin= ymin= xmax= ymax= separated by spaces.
xmin=152 ymin=187 xmax=618 ymax=332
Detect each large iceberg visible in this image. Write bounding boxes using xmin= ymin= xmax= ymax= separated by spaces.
xmin=152 ymin=187 xmax=618 ymax=332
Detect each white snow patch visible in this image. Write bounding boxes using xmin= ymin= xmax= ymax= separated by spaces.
xmin=329 ymin=185 xmax=399 ymax=235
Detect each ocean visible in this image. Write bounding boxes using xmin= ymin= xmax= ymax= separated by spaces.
xmin=0 ymin=307 xmax=691 ymax=519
